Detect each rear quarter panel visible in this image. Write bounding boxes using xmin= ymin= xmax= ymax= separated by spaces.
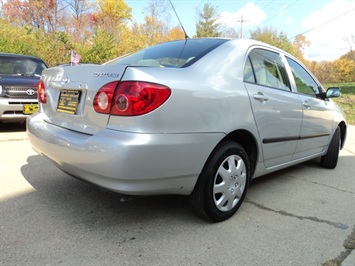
xmin=108 ymin=41 xmax=259 ymax=138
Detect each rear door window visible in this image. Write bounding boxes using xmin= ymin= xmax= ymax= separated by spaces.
xmin=243 ymin=57 xmax=256 ymax=83
xmin=244 ymin=48 xmax=291 ymax=91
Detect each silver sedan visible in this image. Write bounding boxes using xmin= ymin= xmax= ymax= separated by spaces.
xmin=27 ymin=38 xmax=347 ymax=222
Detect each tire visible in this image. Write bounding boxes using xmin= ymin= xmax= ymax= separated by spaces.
xmin=320 ymin=126 xmax=340 ymax=169
xmin=189 ymin=141 xmax=250 ymax=222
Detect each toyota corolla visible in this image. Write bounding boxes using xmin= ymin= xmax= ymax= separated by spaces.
xmin=27 ymin=38 xmax=347 ymax=222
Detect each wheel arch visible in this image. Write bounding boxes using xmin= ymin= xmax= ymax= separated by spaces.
xmin=222 ymin=129 xmax=258 ymax=178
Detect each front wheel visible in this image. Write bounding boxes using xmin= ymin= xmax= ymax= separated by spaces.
xmin=320 ymin=126 xmax=340 ymax=169
xmin=189 ymin=141 xmax=250 ymax=222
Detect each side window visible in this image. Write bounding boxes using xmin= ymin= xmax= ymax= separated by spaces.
xmin=243 ymin=57 xmax=255 ymax=83
xmin=286 ymin=57 xmax=319 ymax=96
xmin=247 ymin=49 xmax=291 ymax=91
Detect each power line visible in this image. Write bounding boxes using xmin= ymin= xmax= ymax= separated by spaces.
xmin=260 ymin=0 xmax=298 ymax=26
xmin=290 ymin=8 xmax=355 ymax=39
xmin=260 ymin=0 xmax=274 ymax=10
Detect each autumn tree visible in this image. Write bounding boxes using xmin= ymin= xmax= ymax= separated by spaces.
xmin=292 ymin=34 xmax=311 ymax=64
xmin=341 ymin=36 xmax=355 ymax=62
xmin=250 ymin=26 xmax=295 ymax=55
xmin=195 ymin=3 xmax=221 ymax=37
xmin=316 ymin=61 xmax=335 ymax=83
xmin=83 ymin=27 xmax=116 ymax=64
xmin=341 ymin=50 xmax=355 ymax=62
xmin=88 ymin=0 xmax=132 ymax=60
xmin=130 ymin=0 xmax=184 ymax=49
xmin=2 ymin=0 xmax=67 ymax=32
xmin=220 ymin=26 xmax=239 ymax=38
xmin=64 ymin=0 xmax=94 ymax=43
xmin=130 ymin=22 xmax=152 ymax=50
xmin=93 ymin=0 xmax=131 ymax=33
xmin=0 ymin=20 xmax=36 ymax=55
xmin=141 ymin=2 xmax=167 ymax=45
xmin=166 ymin=27 xmax=185 ymax=41
xmin=309 ymin=58 xmax=355 ymax=84
xmin=66 ymin=0 xmax=92 ymax=21
xmin=0 ymin=19 xmax=72 ymax=66
xmin=138 ymin=0 xmax=176 ymax=46
xmin=333 ymin=59 xmax=355 ymax=82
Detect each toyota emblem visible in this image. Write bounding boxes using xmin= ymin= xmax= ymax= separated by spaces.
xmin=26 ymin=89 xmax=36 ymax=96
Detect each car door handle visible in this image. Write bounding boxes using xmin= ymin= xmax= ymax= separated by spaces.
xmin=303 ymin=101 xmax=311 ymax=109
xmin=253 ymin=92 xmax=269 ymax=102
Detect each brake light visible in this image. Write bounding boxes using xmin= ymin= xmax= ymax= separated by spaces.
xmin=94 ymin=81 xmax=171 ymax=116
xmin=93 ymin=81 xmax=118 ymax=114
xmin=38 ymin=80 xmax=46 ymax=103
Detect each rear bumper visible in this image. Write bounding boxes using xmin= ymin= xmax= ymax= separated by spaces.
xmin=27 ymin=113 xmax=224 ymax=196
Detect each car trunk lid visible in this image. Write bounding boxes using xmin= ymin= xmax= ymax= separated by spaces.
xmin=40 ymin=64 xmax=125 ymax=135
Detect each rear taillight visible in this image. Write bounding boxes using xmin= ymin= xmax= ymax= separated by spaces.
xmin=93 ymin=81 xmax=118 ymax=114
xmin=38 ymin=80 xmax=46 ymax=103
xmin=94 ymin=81 xmax=171 ymax=116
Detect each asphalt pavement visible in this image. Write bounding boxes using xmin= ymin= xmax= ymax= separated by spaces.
xmin=1 ymin=123 xmax=354 ymax=265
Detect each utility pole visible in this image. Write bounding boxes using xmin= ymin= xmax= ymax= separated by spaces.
xmin=237 ymin=15 xmax=249 ymax=38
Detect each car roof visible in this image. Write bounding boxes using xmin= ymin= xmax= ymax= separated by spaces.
xmin=179 ymin=38 xmax=292 ymax=56
xmin=227 ymin=38 xmax=284 ymax=51
xmin=221 ymin=38 xmax=299 ymax=61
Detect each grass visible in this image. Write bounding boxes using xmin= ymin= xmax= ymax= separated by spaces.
xmin=324 ymin=82 xmax=355 ymax=125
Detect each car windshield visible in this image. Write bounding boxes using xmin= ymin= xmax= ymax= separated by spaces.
xmin=104 ymin=39 xmax=230 ymax=68
xmin=0 ymin=56 xmax=47 ymax=77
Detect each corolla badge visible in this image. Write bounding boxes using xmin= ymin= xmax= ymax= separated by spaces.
xmin=93 ymin=72 xmax=120 ymax=78
xmin=26 ymin=89 xmax=36 ymax=96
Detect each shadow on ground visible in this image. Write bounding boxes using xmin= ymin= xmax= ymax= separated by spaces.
xmin=0 ymin=122 xmax=26 ymax=132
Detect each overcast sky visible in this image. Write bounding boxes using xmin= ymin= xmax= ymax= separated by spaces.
xmin=127 ymin=0 xmax=355 ymax=61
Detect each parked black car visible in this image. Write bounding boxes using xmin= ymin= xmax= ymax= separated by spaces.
xmin=0 ymin=53 xmax=47 ymax=123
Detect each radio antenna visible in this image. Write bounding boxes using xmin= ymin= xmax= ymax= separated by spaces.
xmin=169 ymin=0 xmax=189 ymax=39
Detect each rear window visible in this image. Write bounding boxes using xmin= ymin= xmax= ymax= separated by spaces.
xmin=104 ymin=39 xmax=229 ymax=68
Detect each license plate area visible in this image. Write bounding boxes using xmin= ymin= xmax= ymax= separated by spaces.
xmin=57 ymin=90 xmax=81 ymax=115
xmin=23 ymin=104 xmax=38 ymax=115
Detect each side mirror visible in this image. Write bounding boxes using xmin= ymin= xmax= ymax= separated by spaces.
xmin=326 ymin=87 xmax=341 ymax=98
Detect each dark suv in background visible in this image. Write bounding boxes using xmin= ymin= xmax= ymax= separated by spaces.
xmin=0 ymin=53 xmax=47 ymax=123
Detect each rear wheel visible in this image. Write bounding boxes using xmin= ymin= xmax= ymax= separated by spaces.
xmin=189 ymin=141 xmax=250 ymax=222
xmin=320 ymin=126 xmax=340 ymax=169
